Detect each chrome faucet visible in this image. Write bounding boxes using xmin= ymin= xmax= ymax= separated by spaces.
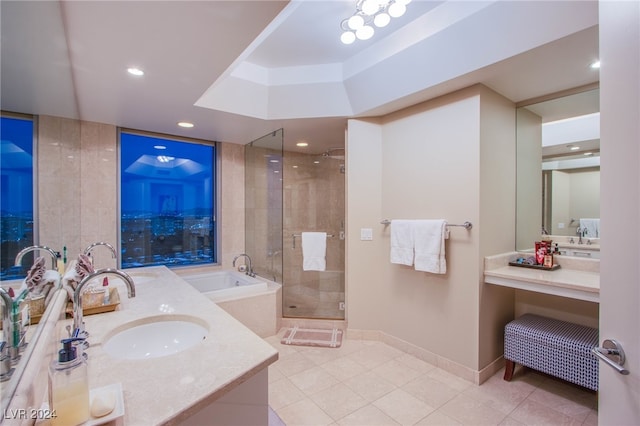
xmin=232 ymin=253 xmax=255 ymax=277
xmin=73 ymin=268 xmax=136 ymax=340
xmin=83 ymin=241 xmax=117 ymax=265
xmin=0 ymin=288 xmax=15 ymax=381
xmin=15 ymin=245 xmax=58 ymax=270
xmin=576 ymin=227 xmax=585 ymax=244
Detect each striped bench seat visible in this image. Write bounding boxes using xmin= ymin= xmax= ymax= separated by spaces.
xmin=503 ymin=314 xmax=599 ymax=391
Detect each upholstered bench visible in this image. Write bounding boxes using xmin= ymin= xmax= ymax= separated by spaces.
xmin=503 ymin=314 xmax=599 ymax=391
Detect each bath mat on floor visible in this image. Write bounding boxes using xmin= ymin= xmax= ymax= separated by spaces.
xmin=281 ymin=326 xmax=343 ymax=348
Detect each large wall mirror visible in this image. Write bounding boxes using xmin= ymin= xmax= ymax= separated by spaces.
xmin=516 ymin=86 xmax=600 ymax=252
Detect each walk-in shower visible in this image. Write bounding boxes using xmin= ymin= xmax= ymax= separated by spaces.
xmin=244 ymin=130 xmax=345 ymax=320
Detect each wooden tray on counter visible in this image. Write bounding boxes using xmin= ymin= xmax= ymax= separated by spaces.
xmin=508 ymin=261 xmax=561 ymax=271
xmin=65 ymin=287 xmax=121 ymax=317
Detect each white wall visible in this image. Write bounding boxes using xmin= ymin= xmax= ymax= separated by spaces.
xmin=347 ymin=85 xmax=515 ymax=379
xmin=599 ymin=0 xmax=640 ymax=422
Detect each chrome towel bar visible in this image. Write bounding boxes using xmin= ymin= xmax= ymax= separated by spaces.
xmin=380 ymin=219 xmax=472 ymax=230
xmin=291 ymin=233 xmax=335 ymax=249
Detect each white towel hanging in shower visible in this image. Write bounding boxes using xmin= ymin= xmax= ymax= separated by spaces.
xmin=302 ymin=232 xmax=327 ymax=271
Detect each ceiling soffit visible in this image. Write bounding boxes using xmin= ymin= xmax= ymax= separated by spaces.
xmin=195 ymin=0 xmax=598 ymax=120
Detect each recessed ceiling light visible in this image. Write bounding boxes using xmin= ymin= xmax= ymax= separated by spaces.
xmin=590 ymin=60 xmax=601 ymax=69
xmin=127 ymin=67 xmax=144 ymax=76
xmin=177 ymin=121 xmax=194 ymax=128
xmin=296 ymin=141 xmax=308 ymax=147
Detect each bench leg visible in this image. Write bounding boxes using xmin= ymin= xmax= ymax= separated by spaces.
xmin=504 ymin=359 xmax=515 ymax=381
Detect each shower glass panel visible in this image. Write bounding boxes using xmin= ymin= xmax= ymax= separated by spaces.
xmin=244 ymin=130 xmax=283 ymax=284
xmin=283 ymin=148 xmax=345 ymax=320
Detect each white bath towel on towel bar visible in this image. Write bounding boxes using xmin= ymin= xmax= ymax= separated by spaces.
xmin=390 ymin=219 xmax=447 ymax=274
xmin=413 ymin=220 xmax=447 ymax=274
xmin=302 ymin=232 xmax=327 ymax=271
xmin=390 ymin=220 xmax=414 ymax=266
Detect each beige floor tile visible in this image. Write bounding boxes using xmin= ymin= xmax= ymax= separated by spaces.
xmin=289 ymin=365 xmax=342 ymax=395
xmin=426 ymin=367 xmax=474 ymax=392
xmin=372 ymin=388 xmax=436 ymax=425
xmin=276 ymin=397 xmax=334 ymax=426
xmin=395 ymin=353 xmax=437 ymax=374
xmin=321 ymin=355 xmax=369 ymax=381
xmin=583 ymin=409 xmax=598 ymax=426
xmin=298 ymin=345 xmax=346 ymax=366
xmin=462 ymin=373 xmax=535 ymax=414
xmin=343 ymin=370 xmax=397 ymax=402
xmin=346 ymin=344 xmax=401 ymax=369
xmin=526 ymin=384 xmax=596 ymax=423
xmin=372 ymin=358 xmax=423 ymax=387
xmin=507 ymin=399 xmax=583 ymax=426
xmin=269 ymin=365 xmax=286 ymax=383
xmin=402 ymin=374 xmax=459 ymax=408
xmin=269 ymin=377 xmax=307 ymax=410
xmin=414 ymin=410 xmax=462 ymax=425
xmin=336 ymin=405 xmax=401 ymax=426
xmin=309 ymin=383 xmax=368 ymax=421
xmin=439 ymin=393 xmax=508 ymax=425
xmin=273 ymin=351 xmax=317 ymax=377
xmin=498 ymin=416 xmax=526 ymax=426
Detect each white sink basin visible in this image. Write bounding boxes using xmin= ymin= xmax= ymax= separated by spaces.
xmin=103 ymin=316 xmax=208 ymax=360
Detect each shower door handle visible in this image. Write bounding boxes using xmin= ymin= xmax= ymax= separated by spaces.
xmin=292 ymin=234 xmax=297 ymax=249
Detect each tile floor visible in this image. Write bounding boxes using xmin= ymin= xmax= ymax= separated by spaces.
xmin=264 ymin=333 xmax=598 ymax=426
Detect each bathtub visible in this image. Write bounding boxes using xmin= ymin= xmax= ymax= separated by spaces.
xmin=183 ymin=270 xmax=269 ymax=301
xmin=181 ymin=270 xmax=281 ymax=337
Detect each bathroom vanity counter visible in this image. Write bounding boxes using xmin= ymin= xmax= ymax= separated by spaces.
xmin=54 ymin=265 xmax=278 ymax=425
xmin=484 ymin=252 xmax=600 ymax=303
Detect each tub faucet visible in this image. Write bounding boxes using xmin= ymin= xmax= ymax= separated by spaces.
xmin=15 ymin=245 xmax=58 ymax=270
xmin=232 ymin=254 xmax=255 ymax=277
xmin=83 ymin=241 xmax=117 ymax=266
xmin=0 ymin=288 xmax=15 ymax=381
xmin=73 ymin=268 xmax=136 ymax=341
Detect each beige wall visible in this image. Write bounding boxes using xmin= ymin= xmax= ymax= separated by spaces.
xmin=37 ymin=115 xmax=244 ymax=270
xmin=346 ymin=85 xmax=515 ymax=378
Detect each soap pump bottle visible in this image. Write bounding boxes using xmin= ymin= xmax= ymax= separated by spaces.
xmin=48 ymin=337 xmax=90 ymax=426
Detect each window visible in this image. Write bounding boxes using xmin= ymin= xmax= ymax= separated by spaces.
xmin=1 ymin=115 xmax=35 ymax=279
xmin=120 ymin=131 xmax=216 ymax=268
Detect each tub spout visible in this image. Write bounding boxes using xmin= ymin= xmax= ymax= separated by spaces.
xmin=15 ymin=245 xmax=58 ymax=270
xmin=232 ymin=253 xmax=255 ymax=277
xmin=73 ymin=268 xmax=136 ymax=341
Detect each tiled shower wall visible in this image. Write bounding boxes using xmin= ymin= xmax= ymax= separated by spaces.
xmin=283 ymin=152 xmax=345 ymax=319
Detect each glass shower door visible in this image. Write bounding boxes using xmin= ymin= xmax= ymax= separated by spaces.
xmin=244 ymin=129 xmax=283 ymax=284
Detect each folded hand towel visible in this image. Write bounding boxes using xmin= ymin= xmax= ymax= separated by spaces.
xmin=413 ymin=220 xmax=447 ymax=274
xmin=390 ymin=220 xmax=414 ymax=266
xmin=302 ymin=232 xmax=327 ymax=271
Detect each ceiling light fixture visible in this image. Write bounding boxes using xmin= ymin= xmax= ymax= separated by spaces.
xmin=127 ymin=67 xmax=144 ymax=76
xmin=340 ymin=0 xmax=411 ymax=44
xmin=177 ymin=121 xmax=194 ymax=128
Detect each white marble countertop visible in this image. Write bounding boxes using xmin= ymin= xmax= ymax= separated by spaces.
xmin=484 ymin=252 xmax=600 ymax=303
xmin=53 ymin=265 xmax=278 ymax=426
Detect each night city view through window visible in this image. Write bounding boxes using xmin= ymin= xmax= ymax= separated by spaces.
xmin=1 ymin=116 xmax=35 ymax=279
xmin=120 ymin=132 xmax=215 ymax=268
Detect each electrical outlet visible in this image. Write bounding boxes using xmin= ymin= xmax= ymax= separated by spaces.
xmin=339 ymin=302 xmax=345 ymax=311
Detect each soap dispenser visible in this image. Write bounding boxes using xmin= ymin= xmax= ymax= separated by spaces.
xmin=48 ymin=337 xmax=90 ymax=426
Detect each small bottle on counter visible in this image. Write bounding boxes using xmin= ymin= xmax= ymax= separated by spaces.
xmin=49 ymin=337 xmax=90 ymax=426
